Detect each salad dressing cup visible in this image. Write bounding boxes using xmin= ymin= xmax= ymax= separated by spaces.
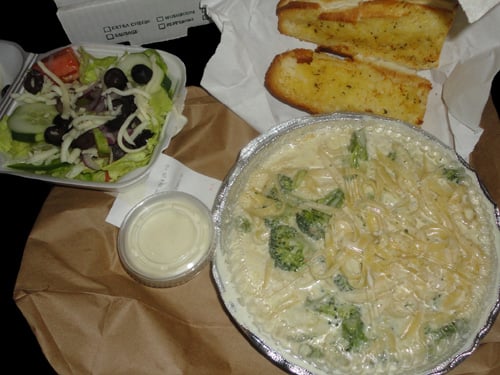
xmin=117 ymin=191 xmax=215 ymax=288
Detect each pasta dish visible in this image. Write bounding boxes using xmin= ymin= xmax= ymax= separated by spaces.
xmin=215 ymin=115 xmax=499 ymax=374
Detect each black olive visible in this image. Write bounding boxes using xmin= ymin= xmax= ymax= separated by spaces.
xmin=44 ymin=125 xmax=66 ymax=146
xmin=23 ymin=69 xmax=44 ymax=94
xmin=71 ymin=131 xmax=96 ymax=150
xmin=44 ymin=115 xmax=72 ymax=146
xmin=111 ymin=95 xmax=137 ymax=116
xmin=104 ymin=114 xmax=126 ymax=132
xmin=132 ymin=129 xmax=154 ymax=148
xmin=131 ymin=64 xmax=153 ymax=85
xmin=129 ymin=116 xmax=142 ymax=128
xmin=103 ymin=68 xmax=128 ymax=90
xmin=52 ymin=114 xmax=72 ymax=130
xmin=55 ymin=98 xmax=64 ymax=114
xmin=111 ymin=144 xmax=126 ymax=161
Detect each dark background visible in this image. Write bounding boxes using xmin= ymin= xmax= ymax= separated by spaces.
xmin=1 ymin=2 xmax=498 ymax=374
xmin=1 ymin=1 xmax=220 ymax=373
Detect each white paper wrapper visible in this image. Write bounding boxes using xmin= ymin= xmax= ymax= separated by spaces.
xmin=200 ymin=0 xmax=500 ymax=160
xmin=458 ymin=0 xmax=499 ymax=23
xmin=106 ymin=154 xmax=221 ymax=227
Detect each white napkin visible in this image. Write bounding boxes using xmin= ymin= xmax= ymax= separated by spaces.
xmin=458 ymin=0 xmax=499 ymax=23
xmin=106 ymin=154 xmax=221 ymax=227
xmin=200 ymin=0 xmax=500 ymax=160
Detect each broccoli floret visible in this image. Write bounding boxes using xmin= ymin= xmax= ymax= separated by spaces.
xmin=316 ymin=188 xmax=345 ymax=208
xmin=442 ymin=166 xmax=465 ymax=183
xmin=269 ymin=224 xmax=306 ymax=271
xmin=341 ymin=305 xmax=367 ymax=351
xmin=265 ymin=170 xmax=337 ymax=268
xmin=310 ymin=296 xmax=338 ymax=316
xmin=278 ymin=174 xmax=295 ymax=192
xmin=307 ymin=296 xmax=367 ymax=351
xmin=348 ymin=129 xmax=368 ymax=168
xmin=296 ymin=208 xmax=332 ymax=240
xmin=235 ymin=216 xmax=252 ymax=233
xmin=424 ymin=319 xmax=468 ymax=359
xmin=424 ymin=319 xmax=467 ymax=343
xmin=266 ymin=186 xmax=281 ymax=201
xmin=265 ymin=170 xmax=307 ymax=208
xmin=333 ymin=273 xmax=354 ymax=292
xmin=277 ymin=169 xmax=307 ymax=192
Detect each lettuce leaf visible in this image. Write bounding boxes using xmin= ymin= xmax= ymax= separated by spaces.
xmin=78 ymin=47 xmax=119 ymax=85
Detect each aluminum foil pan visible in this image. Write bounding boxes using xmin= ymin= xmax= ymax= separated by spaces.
xmin=211 ymin=112 xmax=500 ymax=375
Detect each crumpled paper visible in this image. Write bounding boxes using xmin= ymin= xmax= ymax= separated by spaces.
xmin=200 ymin=0 xmax=500 ymax=160
xmin=105 ymin=154 xmax=221 ymax=228
xmin=458 ymin=0 xmax=499 ymax=23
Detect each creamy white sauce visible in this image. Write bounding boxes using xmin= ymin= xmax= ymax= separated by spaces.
xmin=122 ymin=194 xmax=213 ymax=280
xmin=218 ymin=120 xmax=500 ymax=375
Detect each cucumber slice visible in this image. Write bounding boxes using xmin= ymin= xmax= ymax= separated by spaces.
xmin=7 ymin=103 xmax=58 ymax=136
xmin=145 ymin=62 xmax=164 ymax=94
xmin=11 ymin=131 xmax=45 ymax=143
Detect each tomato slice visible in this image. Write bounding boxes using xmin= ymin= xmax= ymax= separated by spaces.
xmin=34 ymin=47 xmax=80 ymax=83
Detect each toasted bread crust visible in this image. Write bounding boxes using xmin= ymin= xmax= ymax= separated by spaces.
xmin=277 ymin=0 xmax=457 ymax=70
xmin=265 ymin=48 xmax=431 ymax=125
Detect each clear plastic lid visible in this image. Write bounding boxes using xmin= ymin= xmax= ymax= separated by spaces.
xmin=118 ymin=191 xmax=215 ymax=287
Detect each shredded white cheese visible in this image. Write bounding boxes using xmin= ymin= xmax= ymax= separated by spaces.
xmin=71 ymin=114 xmax=115 ymax=132
xmin=116 ymin=112 xmax=147 ymax=153
xmin=36 ymin=60 xmax=71 ymax=119
xmin=27 ymin=147 xmax=60 ymax=165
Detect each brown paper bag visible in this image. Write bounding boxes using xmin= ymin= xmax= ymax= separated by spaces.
xmin=14 ymin=87 xmax=500 ymax=374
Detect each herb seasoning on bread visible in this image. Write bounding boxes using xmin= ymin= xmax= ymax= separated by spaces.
xmin=265 ymin=0 xmax=458 ymax=125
